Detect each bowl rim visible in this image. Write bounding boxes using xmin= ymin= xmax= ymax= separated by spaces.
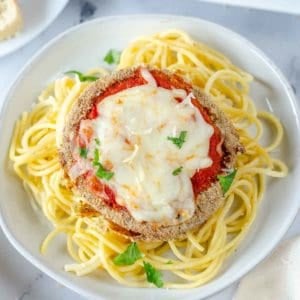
xmin=0 ymin=14 xmax=300 ymax=300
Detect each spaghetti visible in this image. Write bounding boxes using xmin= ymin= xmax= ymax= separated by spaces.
xmin=9 ymin=30 xmax=287 ymax=288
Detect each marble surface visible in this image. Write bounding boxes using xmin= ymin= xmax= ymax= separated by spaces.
xmin=0 ymin=0 xmax=299 ymax=299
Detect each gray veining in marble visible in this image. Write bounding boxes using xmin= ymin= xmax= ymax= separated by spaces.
xmin=0 ymin=0 xmax=299 ymax=299
xmin=79 ymin=1 xmax=97 ymax=23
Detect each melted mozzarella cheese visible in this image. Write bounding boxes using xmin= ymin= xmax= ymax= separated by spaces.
xmin=91 ymin=70 xmax=214 ymax=224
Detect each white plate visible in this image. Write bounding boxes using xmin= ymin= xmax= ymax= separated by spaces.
xmin=0 ymin=15 xmax=300 ymax=300
xmin=0 ymin=0 xmax=68 ymax=57
xmin=198 ymin=0 xmax=300 ymax=15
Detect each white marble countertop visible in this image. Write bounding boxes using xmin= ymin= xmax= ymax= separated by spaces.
xmin=0 ymin=1 xmax=299 ymax=299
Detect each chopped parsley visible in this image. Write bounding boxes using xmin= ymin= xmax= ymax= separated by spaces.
xmin=143 ymin=261 xmax=164 ymax=288
xmin=217 ymin=169 xmax=237 ymax=194
xmin=172 ymin=166 xmax=183 ymax=176
xmin=113 ymin=242 xmax=142 ymax=265
xmin=93 ymin=148 xmax=100 ymax=166
xmin=167 ymin=131 xmax=187 ymax=149
xmin=95 ymin=163 xmax=114 ymax=181
xmin=113 ymin=244 xmax=164 ymax=287
xmin=95 ymin=138 xmax=100 ymax=146
xmin=65 ymin=70 xmax=99 ymax=82
xmin=79 ymin=147 xmax=88 ymax=158
xmin=92 ymin=147 xmax=113 ymax=180
xmin=166 ymin=260 xmax=173 ymax=264
xmin=104 ymin=49 xmax=121 ymax=64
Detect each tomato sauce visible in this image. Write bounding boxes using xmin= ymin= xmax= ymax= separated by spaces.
xmin=84 ymin=67 xmax=222 ymax=207
xmin=85 ymin=172 xmax=122 ymax=209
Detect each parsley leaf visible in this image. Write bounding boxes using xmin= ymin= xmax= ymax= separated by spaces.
xmin=172 ymin=166 xmax=183 ymax=176
xmin=93 ymin=148 xmax=100 ymax=166
xmin=166 ymin=260 xmax=173 ymax=264
xmin=113 ymin=242 xmax=142 ymax=265
xmin=104 ymin=49 xmax=121 ymax=65
xmin=95 ymin=163 xmax=114 ymax=180
xmin=95 ymin=138 xmax=100 ymax=145
xmin=143 ymin=261 xmax=164 ymax=288
xmin=217 ymin=169 xmax=237 ymax=194
xmin=167 ymin=131 xmax=187 ymax=149
xmin=79 ymin=147 xmax=88 ymax=158
xmin=65 ymin=70 xmax=99 ymax=82
xmin=82 ymin=75 xmax=99 ymax=81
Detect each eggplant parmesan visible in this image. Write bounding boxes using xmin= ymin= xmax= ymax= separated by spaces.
xmin=60 ymin=66 xmax=244 ymax=241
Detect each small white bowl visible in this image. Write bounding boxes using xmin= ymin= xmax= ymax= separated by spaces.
xmin=0 ymin=15 xmax=299 ymax=300
xmin=0 ymin=0 xmax=68 ymax=57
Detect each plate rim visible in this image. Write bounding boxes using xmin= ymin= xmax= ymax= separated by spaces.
xmin=0 ymin=0 xmax=69 ymax=58
xmin=0 ymin=14 xmax=300 ymax=300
